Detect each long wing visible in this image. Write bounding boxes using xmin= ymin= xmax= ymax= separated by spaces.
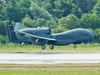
xmin=15 ymin=31 xmax=56 ymax=41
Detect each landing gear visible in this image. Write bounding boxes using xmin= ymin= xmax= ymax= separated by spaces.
xmin=50 ymin=45 xmax=54 ymax=50
xmin=74 ymin=45 xmax=77 ymax=49
xmin=20 ymin=42 xmax=24 ymax=45
xmin=41 ymin=46 xmax=46 ymax=50
xmin=41 ymin=45 xmax=54 ymax=50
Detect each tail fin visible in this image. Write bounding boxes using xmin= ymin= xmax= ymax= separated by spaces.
xmin=14 ymin=22 xmax=21 ymax=31
xmin=7 ymin=22 xmax=18 ymax=42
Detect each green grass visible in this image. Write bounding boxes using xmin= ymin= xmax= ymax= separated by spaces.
xmin=0 ymin=73 xmax=99 ymax=75
xmin=0 ymin=63 xmax=100 ymax=75
xmin=0 ymin=43 xmax=100 ymax=53
xmin=0 ymin=43 xmax=100 ymax=75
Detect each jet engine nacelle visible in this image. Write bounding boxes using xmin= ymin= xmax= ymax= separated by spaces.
xmin=21 ymin=28 xmax=51 ymax=35
xmin=16 ymin=28 xmax=51 ymax=39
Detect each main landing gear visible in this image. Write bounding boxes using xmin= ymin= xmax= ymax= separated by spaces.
xmin=41 ymin=45 xmax=54 ymax=50
xmin=50 ymin=45 xmax=54 ymax=50
xmin=41 ymin=46 xmax=46 ymax=50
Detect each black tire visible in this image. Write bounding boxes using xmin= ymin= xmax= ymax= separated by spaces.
xmin=50 ymin=45 xmax=54 ymax=50
xmin=41 ymin=46 xmax=45 ymax=50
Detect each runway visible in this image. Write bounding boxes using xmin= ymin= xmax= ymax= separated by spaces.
xmin=0 ymin=53 xmax=100 ymax=64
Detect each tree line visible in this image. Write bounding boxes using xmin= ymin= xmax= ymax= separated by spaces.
xmin=0 ymin=0 xmax=100 ymax=43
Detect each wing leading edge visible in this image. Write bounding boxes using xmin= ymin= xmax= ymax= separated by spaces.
xmin=15 ymin=31 xmax=56 ymax=41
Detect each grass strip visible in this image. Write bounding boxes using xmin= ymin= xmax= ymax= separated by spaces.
xmin=0 ymin=63 xmax=100 ymax=75
xmin=0 ymin=43 xmax=100 ymax=53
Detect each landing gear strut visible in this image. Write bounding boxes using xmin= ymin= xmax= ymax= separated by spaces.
xmin=50 ymin=45 xmax=54 ymax=50
xmin=41 ymin=46 xmax=46 ymax=50
xmin=74 ymin=45 xmax=77 ymax=49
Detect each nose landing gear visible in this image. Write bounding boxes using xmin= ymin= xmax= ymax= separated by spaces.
xmin=74 ymin=45 xmax=77 ymax=49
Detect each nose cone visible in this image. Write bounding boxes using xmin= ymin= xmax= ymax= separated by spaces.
xmin=90 ymin=33 xmax=94 ymax=42
xmin=80 ymin=29 xmax=94 ymax=43
xmin=88 ymin=31 xmax=94 ymax=43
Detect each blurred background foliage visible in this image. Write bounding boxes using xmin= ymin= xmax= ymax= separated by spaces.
xmin=0 ymin=0 xmax=100 ymax=43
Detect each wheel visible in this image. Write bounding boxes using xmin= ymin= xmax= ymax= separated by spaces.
xmin=74 ymin=45 xmax=77 ymax=49
xmin=50 ymin=45 xmax=54 ymax=50
xmin=41 ymin=46 xmax=45 ymax=50
xmin=20 ymin=42 xmax=24 ymax=45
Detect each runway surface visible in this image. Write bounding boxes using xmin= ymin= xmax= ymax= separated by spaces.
xmin=0 ymin=53 xmax=100 ymax=64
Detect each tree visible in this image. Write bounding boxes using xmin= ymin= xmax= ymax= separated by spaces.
xmin=72 ymin=0 xmax=98 ymax=13
xmin=71 ymin=4 xmax=82 ymax=18
xmin=52 ymin=0 xmax=73 ymax=18
xmin=30 ymin=2 xmax=53 ymax=20
xmin=22 ymin=14 xmax=57 ymax=29
xmin=19 ymin=0 xmax=31 ymax=8
xmin=0 ymin=0 xmax=2 ymax=4
xmin=4 ymin=0 xmax=9 ymax=4
xmin=21 ymin=14 xmax=43 ymax=28
xmin=87 ymin=0 xmax=98 ymax=13
xmin=45 ymin=20 xmax=57 ymax=29
xmin=77 ymin=0 xmax=88 ymax=13
xmin=0 ymin=0 xmax=3 ymax=5
xmin=6 ymin=0 xmax=29 ymax=22
xmin=0 ymin=35 xmax=7 ymax=43
xmin=41 ymin=0 xmax=57 ymax=15
xmin=52 ymin=27 xmax=68 ymax=33
xmin=0 ymin=19 xmax=7 ymax=36
xmin=93 ymin=0 xmax=100 ymax=17
xmin=0 ymin=19 xmax=8 ymax=43
xmin=22 ymin=14 xmax=33 ymax=28
xmin=1 ymin=5 xmax=8 ymax=20
xmin=0 ymin=4 xmax=2 ymax=18
xmin=93 ymin=28 xmax=100 ymax=43
xmin=59 ymin=14 xmax=80 ymax=29
xmin=80 ymin=14 xmax=100 ymax=30
xmin=41 ymin=0 xmax=82 ymax=19
xmin=31 ymin=0 xmax=45 ymax=6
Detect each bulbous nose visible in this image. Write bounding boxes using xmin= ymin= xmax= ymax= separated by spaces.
xmin=89 ymin=32 xmax=94 ymax=42
xmin=80 ymin=29 xmax=94 ymax=44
